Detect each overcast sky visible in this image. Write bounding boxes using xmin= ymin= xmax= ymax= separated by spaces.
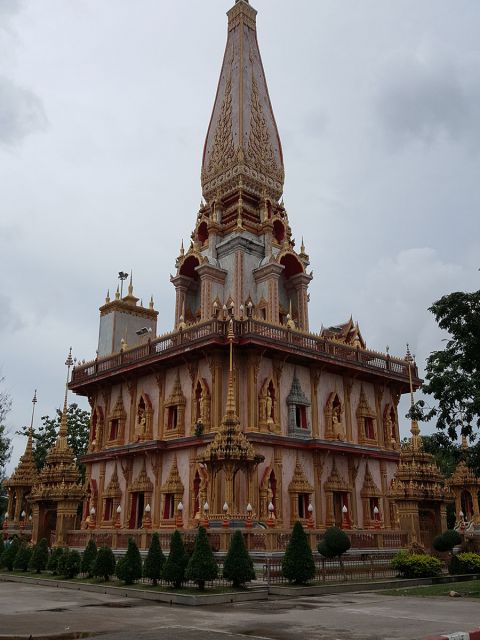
xmin=1 ymin=0 xmax=479 ymax=472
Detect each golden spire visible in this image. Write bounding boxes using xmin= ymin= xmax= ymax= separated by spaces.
xmin=405 ymin=344 xmax=421 ymax=451
xmin=105 ymin=289 xmax=110 ymax=304
xmin=461 ymin=433 xmax=469 ymax=451
xmin=149 ymin=295 xmax=154 ymax=310
xmin=128 ymin=271 xmax=133 ymax=296
xmin=300 ymin=237 xmax=305 ymax=254
xmin=115 ymin=285 xmax=120 ymax=300
xmin=27 ymin=389 xmax=37 ymax=452
xmin=59 ymin=348 xmax=74 ymax=443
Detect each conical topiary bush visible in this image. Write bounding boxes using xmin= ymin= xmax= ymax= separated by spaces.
xmin=223 ymin=530 xmax=255 ymax=588
xmin=186 ymin=526 xmax=218 ymax=591
xmin=144 ymin=532 xmax=165 ymax=586
xmin=282 ymin=521 xmax=315 ymax=585
xmin=163 ymin=530 xmax=188 ymax=589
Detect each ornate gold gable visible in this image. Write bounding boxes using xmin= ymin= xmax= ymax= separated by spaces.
xmin=288 ymin=457 xmax=314 ymax=494
xmin=130 ymin=458 xmax=154 ymax=494
xmin=164 ymin=370 xmax=186 ymax=437
xmin=107 ymin=391 xmax=126 ymax=446
xmin=325 ymin=459 xmax=350 ymax=493
xmin=104 ymin=463 xmax=122 ymax=499
xmin=356 ymin=385 xmax=377 ymax=444
xmin=161 ymin=456 xmax=185 ymax=495
xmin=5 ymin=430 xmax=37 ymax=491
xmin=360 ymin=463 xmax=381 ymax=498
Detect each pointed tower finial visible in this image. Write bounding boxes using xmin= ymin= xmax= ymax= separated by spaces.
xmin=115 ymin=285 xmax=120 ymax=300
xmin=105 ymin=289 xmax=110 ymax=304
xmin=149 ymin=295 xmax=154 ymax=310
xmin=59 ymin=348 xmax=73 ymax=441
xmin=128 ymin=271 xmax=133 ymax=296
xmin=226 ymin=319 xmax=236 ymax=416
xmin=180 ymin=240 xmax=185 ymax=257
xmin=300 ymin=237 xmax=305 ymax=254
xmin=405 ymin=343 xmax=421 ymax=451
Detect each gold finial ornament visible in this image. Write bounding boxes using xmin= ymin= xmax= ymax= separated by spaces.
xmin=115 ymin=285 xmax=120 ymax=300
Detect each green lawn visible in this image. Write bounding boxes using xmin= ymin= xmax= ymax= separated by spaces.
xmin=380 ymin=580 xmax=480 ymax=598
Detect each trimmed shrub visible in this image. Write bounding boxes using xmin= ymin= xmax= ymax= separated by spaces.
xmin=322 ymin=527 xmax=351 ymax=557
xmin=282 ymin=521 xmax=315 ymax=585
xmin=47 ymin=547 xmax=65 ymax=574
xmin=144 ymin=532 xmax=165 ymax=586
xmin=223 ymin=530 xmax=255 ymax=588
xmin=115 ymin=538 xmax=142 ymax=585
xmin=1 ymin=538 xmax=20 ymax=571
xmin=186 ymin=527 xmax=218 ymax=591
xmin=13 ymin=543 xmax=32 ymax=572
xmin=81 ymin=539 xmax=98 ymax=578
xmin=432 ymin=529 xmax=462 ymax=553
xmin=92 ymin=546 xmax=116 ymax=582
xmin=59 ymin=549 xmax=81 ymax=579
xmin=317 ymin=541 xmax=336 ymax=559
xmin=449 ymin=552 xmax=480 ymax=575
xmin=391 ymin=552 xmax=442 ymax=578
xmin=163 ymin=530 xmax=188 ymax=589
xmin=29 ymin=538 xmax=49 ymax=574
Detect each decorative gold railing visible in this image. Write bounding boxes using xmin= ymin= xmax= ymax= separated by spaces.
xmin=71 ymin=318 xmax=416 ymax=385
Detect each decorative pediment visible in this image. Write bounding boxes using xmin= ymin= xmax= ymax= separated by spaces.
xmin=161 ymin=456 xmax=185 ymax=495
xmin=356 ymin=386 xmax=375 ymax=418
xmin=131 ymin=458 xmax=153 ymax=494
xmin=104 ymin=463 xmax=122 ymax=499
xmin=325 ymin=459 xmax=350 ymax=492
xmin=360 ymin=463 xmax=381 ymax=498
xmin=165 ymin=370 xmax=186 ymax=407
xmin=111 ymin=392 xmax=126 ymax=420
xmin=288 ymin=457 xmax=314 ymax=494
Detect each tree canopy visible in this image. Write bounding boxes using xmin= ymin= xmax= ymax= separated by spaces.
xmin=0 ymin=379 xmax=12 ymax=521
xmin=17 ymin=403 xmax=89 ymax=478
xmin=422 ymin=290 xmax=480 ymax=439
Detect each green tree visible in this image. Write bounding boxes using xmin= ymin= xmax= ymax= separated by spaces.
xmin=144 ymin=532 xmax=165 ymax=586
xmin=282 ymin=521 xmax=315 ymax=585
xmin=29 ymin=538 xmax=49 ymax=574
xmin=59 ymin=549 xmax=81 ymax=579
xmin=421 ymin=290 xmax=480 ymax=439
xmin=47 ymin=547 xmax=65 ymax=574
xmin=92 ymin=546 xmax=116 ymax=582
xmin=0 ymin=536 xmax=4 ymax=561
xmin=163 ymin=530 xmax=188 ymax=589
xmin=318 ymin=527 xmax=351 ymax=570
xmin=186 ymin=526 xmax=218 ymax=591
xmin=115 ymin=538 xmax=142 ymax=585
xmin=432 ymin=529 xmax=462 ymax=553
xmin=81 ymin=539 xmax=97 ymax=577
xmin=223 ymin=530 xmax=255 ymax=588
xmin=1 ymin=537 xmax=20 ymax=571
xmin=16 ymin=403 xmax=90 ymax=479
xmin=0 ymin=379 xmax=12 ymax=522
xmin=13 ymin=543 xmax=32 ymax=572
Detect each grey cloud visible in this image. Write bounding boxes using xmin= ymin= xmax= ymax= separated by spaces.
xmin=375 ymin=53 xmax=480 ymax=149
xmin=0 ymin=293 xmax=23 ymax=333
xmin=0 ymin=75 xmax=47 ymax=146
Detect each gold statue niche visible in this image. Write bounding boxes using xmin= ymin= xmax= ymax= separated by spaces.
xmin=324 ymin=391 xmax=346 ymax=441
xmin=258 ymin=377 xmax=280 ymax=433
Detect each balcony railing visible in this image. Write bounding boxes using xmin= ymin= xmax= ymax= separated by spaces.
xmin=71 ymin=318 xmax=417 ymax=386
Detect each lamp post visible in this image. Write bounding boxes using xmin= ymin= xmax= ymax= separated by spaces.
xmin=341 ymin=504 xmax=351 ymax=530
xmin=115 ymin=505 xmax=122 ymax=529
xmin=89 ymin=506 xmax=96 ymax=529
xmin=267 ymin=501 xmax=276 ymax=528
xmin=203 ymin=501 xmax=210 ymax=528
xmin=143 ymin=503 xmax=152 ymax=529
xmin=222 ymin=502 xmax=229 ymax=528
xmin=307 ymin=503 xmax=314 ymax=529
xmin=245 ymin=503 xmax=253 ymax=529
xmin=20 ymin=510 xmax=26 ymax=531
xmin=373 ymin=505 xmax=381 ymax=530
xmin=176 ymin=502 xmax=184 ymax=529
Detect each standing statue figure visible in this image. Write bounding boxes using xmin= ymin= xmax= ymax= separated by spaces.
xmin=332 ymin=411 xmax=346 ymax=440
xmin=266 ymin=392 xmax=273 ymax=423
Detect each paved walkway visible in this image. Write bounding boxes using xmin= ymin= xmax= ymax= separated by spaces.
xmin=0 ymin=582 xmax=479 ymax=640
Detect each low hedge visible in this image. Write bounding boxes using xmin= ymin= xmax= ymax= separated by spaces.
xmin=391 ymin=552 xmax=443 ymax=579
xmin=449 ymin=553 xmax=480 ymax=575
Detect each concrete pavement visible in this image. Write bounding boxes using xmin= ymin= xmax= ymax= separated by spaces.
xmin=0 ymin=582 xmax=479 ymax=640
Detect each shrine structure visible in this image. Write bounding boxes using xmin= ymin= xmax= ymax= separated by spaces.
xmin=5 ymin=0 xmax=441 ymax=551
